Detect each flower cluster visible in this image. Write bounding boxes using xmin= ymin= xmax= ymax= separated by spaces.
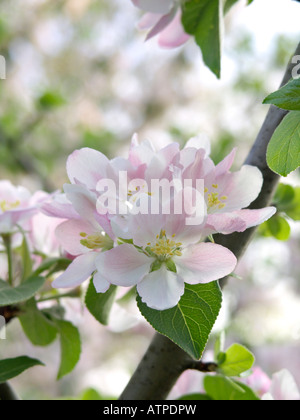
xmin=0 ymin=181 xmax=63 ymax=280
xmin=45 ymin=135 xmax=276 ymax=310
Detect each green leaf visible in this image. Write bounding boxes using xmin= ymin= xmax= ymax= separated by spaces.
xmin=224 ymin=0 xmax=239 ymax=14
xmin=204 ymin=375 xmax=259 ymax=401
xmin=214 ymin=331 xmax=225 ymax=360
xmin=80 ymin=388 xmax=103 ymax=401
xmin=33 ymin=257 xmax=71 ymax=277
xmin=267 ymin=111 xmax=300 ymax=176
xmin=18 ymin=299 xmax=58 ymax=346
xmin=178 ymin=393 xmax=212 ymax=400
xmin=182 ymin=0 xmax=222 ymax=78
xmin=85 ymin=280 xmax=117 ymax=326
xmin=55 ymin=320 xmax=81 ymax=380
xmin=137 ymin=282 xmax=222 ymax=360
xmin=38 ymin=91 xmax=66 ymax=110
xmin=274 ymin=184 xmax=296 ymax=210
xmin=0 ymin=276 xmax=45 ymax=307
xmin=218 ymin=343 xmax=255 ymax=377
xmin=0 ymin=356 xmax=44 ymax=384
xmin=284 ymin=187 xmax=300 ymax=221
xmin=266 ymin=215 xmax=291 ymax=241
xmin=20 ymin=236 xmax=33 ymax=282
xmin=263 ymin=79 xmax=300 ymax=111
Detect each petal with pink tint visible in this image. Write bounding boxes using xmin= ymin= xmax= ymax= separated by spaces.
xmin=52 ymin=252 xmax=97 ymax=289
xmin=205 ymin=207 xmax=276 ymax=235
xmin=215 ymin=148 xmax=237 ymax=177
xmin=41 ymin=193 xmax=80 ymax=220
xmin=158 ymin=11 xmax=190 ymax=48
xmin=174 ymin=243 xmax=237 ymax=285
xmin=137 ymin=265 xmax=185 ymax=310
xmin=146 ymin=8 xmax=177 ymax=41
xmin=263 ymin=370 xmax=300 ymax=401
xmin=138 ymin=12 xmax=161 ymax=30
xmin=63 ymin=184 xmax=99 ymax=228
xmin=93 ymin=270 xmax=111 ymax=294
xmin=55 ymin=219 xmax=95 ymax=256
xmin=218 ymin=165 xmax=263 ymax=212
xmin=95 ymin=244 xmax=154 ymax=287
xmin=66 ymin=148 xmax=109 ymax=189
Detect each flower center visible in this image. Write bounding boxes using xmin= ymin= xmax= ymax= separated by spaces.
xmin=80 ymin=232 xmax=113 ymax=250
xmin=204 ymin=184 xmax=227 ymax=210
xmin=147 ymin=230 xmax=182 ymax=261
xmin=0 ymin=200 xmax=21 ymax=212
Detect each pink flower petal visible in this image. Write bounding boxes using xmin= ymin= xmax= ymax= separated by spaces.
xmin=55 ymin=219 xmax=95 ymax=256
xmin=93 ymin=270 xmax=111 ymax=293
xmin=63 ymin=184 xmax=99 ymax=228
xmin=205 ymin=207 xmax=276 ymax=235
xmin=138 ymin=12 xmax=161 ymax=30
xmin=52 ymin=252 xmax=97 ymax=289
xmin=158 ymin=11 xmax=190 ymax=48
xmin=137 ymin=265 xmax=185 ymax=310
xmin=217 ymin=165 xmax=264 ymax=212
xmin=66 ymin=148 xmax=109 ymax=190
xmin=174 ymin=243 xmax=237 ymax=285
xmin=146 ymin=9 xmax=177 ymax=42
xmin=215 ymin=148 xmax=237 ymax=177
xmin=267 ymin=370 xmax=300 ymax=401
xmin=95 ymin=244 xmax=154 ymax=287
xmin=41 ymin=193 xmax=80 ymax=220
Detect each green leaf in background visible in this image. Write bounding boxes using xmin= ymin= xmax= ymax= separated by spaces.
xmin=204 ymin=375 xmax=259 ymax=400
xmin=80 ymin=388 xmax=103 ymax=401
xmin=55 ymin=320 xmax=81 ymax=380
xmin=263 ymin=79 xmax=300 ymax=111
xmin=265 ymin=215 xmax=291 ymax=241
xmin=274 ymin=183 xmax=296 ymax=210
xmin=85 ymin=280 xmax=117 ymax=326
xmin=0 ymin=356 xmax=44 ymax=384
xmin=33 ymin=257 xmax=72 ymax=277
xmin=218 ymin=343 xmax=255 ymax=377
xmin=20 ymin=236 xmax=33 ymax=282
xmin=282 ymin=186 xmax=300 ymax=221
xmin=38 ymin=90 xmax=66 ymax=110
xmin=178 ymin=393 xmax=212 ymax=400
xmin=0 ymin=276 xmax=45 ymax=307
xmin=137 ymin=281 xmax=222 ymax=360
xmin=18 ymin=299 xmax=58 ymax=347
xmin=267 ymin=111 xmax=300 ymax=176
xmin=182 ymin=0 xmax=222 ymax=78
xmin=224 ymin=0 xmax=240 ymax=14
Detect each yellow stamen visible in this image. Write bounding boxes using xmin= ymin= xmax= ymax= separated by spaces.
xmin=80 ymin=233 xmax=113 ymax=250
xmin=0 ymin=200 xmax=21 ymax=212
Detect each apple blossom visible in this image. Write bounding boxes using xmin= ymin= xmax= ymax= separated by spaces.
xmin=262 ymin=369 xmax=300 ymax=401
xmin=0 ymin=180 xmax=38 ymax=235
xmin=46 ymin=187 xmax=115 ymax=293
xmin=95 ymin=203 xmax=237 ymax=310
xmin=179 ymin=138 xmax=277 ymax=237
xmin=242 ymin=367 xmax=272 ymax=398
xmin=131 ymin=0 xmax=190 ymax=48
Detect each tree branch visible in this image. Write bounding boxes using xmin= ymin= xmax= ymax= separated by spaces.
xmin=120 ymin=41 xmax=300 ymax=401
xmin=0 ymin=382 xmax=20 ymax=401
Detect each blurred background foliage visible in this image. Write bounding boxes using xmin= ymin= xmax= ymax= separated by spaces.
xmin=0 ymin=0 xmax=299 ymax=400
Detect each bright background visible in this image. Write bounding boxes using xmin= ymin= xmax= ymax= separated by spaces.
xmin=0 ymin=0 xmax=299 ymax=399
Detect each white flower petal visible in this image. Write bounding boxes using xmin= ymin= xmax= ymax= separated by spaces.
xmin=137 ymin=265 xmax=185 ymax=310
xmin=174 ymin=243 xmax=237 ymax=285
xmin=93 ymin=271 xmax=111 ymax=294
xmin=52 ymin=252 xmax=97 ymax=289
xmin=95 ymin=244 xmax=153 ymax=287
